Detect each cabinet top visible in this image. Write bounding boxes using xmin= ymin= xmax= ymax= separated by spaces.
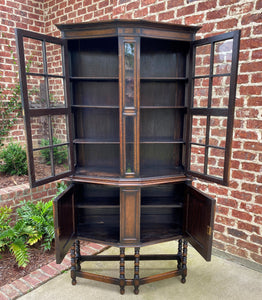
xmin=56 ymin=19 xmax=200 ymax=41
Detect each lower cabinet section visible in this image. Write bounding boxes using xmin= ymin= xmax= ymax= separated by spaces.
xmin=53 ymin=181 xmax=215 ymax=263
xmin=53 ymin=181 xmax=215 ymax=293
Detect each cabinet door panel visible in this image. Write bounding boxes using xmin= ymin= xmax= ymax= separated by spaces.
xmin=120 ymin=187 xmax=140 ymax=244
xmin=184 ymin=184 xmax=215 ymax=261
xmin=16 ymin=29 xmax=74 ymax=187
xmin=187 ymin=30 xmax=240 ymax=185
xmin=53 ymin=184 xmax=76 ymax=264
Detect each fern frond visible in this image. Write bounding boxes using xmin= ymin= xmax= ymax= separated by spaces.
xmin=10 ymin=238 xmax=29 ymax=267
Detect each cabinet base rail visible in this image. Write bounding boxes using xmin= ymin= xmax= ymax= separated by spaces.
xmin=70 ymin=239 xmax=188 ymax=295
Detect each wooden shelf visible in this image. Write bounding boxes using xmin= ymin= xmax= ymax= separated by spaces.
xmin=76 ymin=197 xmax=119 ymax=208
xmin=140 ymin=138 xmax=185 ymax=144
xmin=72 ymin=105 xmax=119 ymax=109
xmin=140 ymin=106 xmax=186 ymax=109
xmin=141 ymin=197 xmax=183 ymax=208
xmin=70 ymin=76 xmax=118 ymax=81
xmin=140 ymin=77 xmax=188 ymax=81
xmin=74 ymin=138 xmax=120 ymax=144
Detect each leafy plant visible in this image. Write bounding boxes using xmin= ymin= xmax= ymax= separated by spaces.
xmin=0 ymin=142 xmax=28 ymax=175
xmin=16 ymin=200 xmax=54 ymax=251
xmin=40 ymin=137 xmax=68 ymax=165
xmin=0 ymin=206 xmax=40 ymax=267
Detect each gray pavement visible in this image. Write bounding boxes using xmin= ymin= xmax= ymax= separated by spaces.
xmin=18 ymin=241 xmax=262 ymax=300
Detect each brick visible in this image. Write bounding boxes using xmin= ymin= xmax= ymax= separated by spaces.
xmin=232 ymin=170 xmax=255 ymax=182
xmin=0 ymin=291 xmax=9 ymax=300
xmin=159 ymin=11 xmax=175 ymax=21
xmin=219 ymin=0 xmax=239 ymax=5
xmin=241 ymin=38 xmax=262 ymax=51
xmin=254 ymin=216 xmax=262 ymax=225
xmin=216 ymin=205 xmax=229 ymax=215
xmin=240 ymin=85 xmax=262 ymax=96
xmin=241 ymin=203 xmax=262 ymax=215
xmin=229 ymin=2 xmax=254 ymax=15
xmin=206 ymin=8 xmax=227 ymax=20
xmin=233 ymin=151 xmax=256 ymax=161
xmin=236 ymin=108 xmax=259 ymax=119
xmin=238 ymin=221 xmax=260 ymax=234
xmin=11 ymin=279 xmax=31 ymax=294
xmin=250 ymin=253 xmax=262 ymax=264
xmin=242 ymin=162 xmax=261 ymax=173
xmin=237 ymin=240 xmax=259 ymax=253
xmin=31 ymin=269 xmax=51 ymax=282
xmin=231 ymin=191 xmax=252 ymax=202
xmin=217 ymin=18 xmax=238 ymax=29
xmin=241 ymin=13 xmax=262 ymax=25
xmin=227 ymin=245 xmax=248 ymax=258
xmin=126 ymin=0 xmax=139 ymax=11
xmin=185 ymin=13 xmax=204 ymax=24
xmin=213 ymin=240 xmax=225 ymax=250
xmin=0 ymin=284 xmax=21 ymax=299
xmin=177 ymin=4 xmax=195 ymax=17
xmin=134 ymin=7 xmax=148 ymax=18
xmin=167 ymin=0 xmax=184 ymax=9
xmin=251 ymin=73 xmax=262 ymax=83
xmin=40 ymin=264 xmax=60 ymax=276
xmin=251 ymin=234 xmax=262 ymax=245
xmin=22 ymin=274 xmax=41 ymax=288
xmin=244 ymin=141 xmax=262 ymax=151
xmin=232 ymin=209 xmax=252 ymax=222
xmin=216 ymin=215 xmax=235 ymax=226
xmin=214 ymin=223 xmax=225 ymax=233
xmin=141 ymin=0 xmax=156 ymax=6
xmin=149 ymin=2 xmax=165 ymax=14
xmin=255 ymin=194 xmax=262 ymax=204
xmin=197 ymin=0 xmax=217 ymax=11
xmin=214 ymin=232 xmax=234 ymax=244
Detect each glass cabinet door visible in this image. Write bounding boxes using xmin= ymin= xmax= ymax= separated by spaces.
xmin=119 ymin=38 xmax=140 ymax=177
xmin=16 ymin=29 xmax=74 ymax=187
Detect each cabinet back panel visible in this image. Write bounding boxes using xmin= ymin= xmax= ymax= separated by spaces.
xmin=72 ymin=81 xmax=119 ymax=106
xmin=140 ymin=82 xmax=185 ymax=107
xmin=69 ymin=38 xmax=118 ymax=77
xmin=76 ymin=144 xmax=120 ymax=172
xmin=140 ymin=144 xmax=183 ymax=176
xmin=141 ymin=183 xmax=184 ymax=204
xmin=75 ymin=183 xmax=119 ymax=201
xmin=74 ymin=109 xmax=119 ymax=140
xmin=140 ymin=109 xmax=183 ymax=140
xmin=140 ymin=38 xmax=189 ymax=77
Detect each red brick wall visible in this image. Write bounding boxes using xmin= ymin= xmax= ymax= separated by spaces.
xmin=0 ymin=0 xmax=261 ymax=266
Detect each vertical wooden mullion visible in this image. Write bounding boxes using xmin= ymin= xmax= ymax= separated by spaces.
xmin=204 ymin=42 xmax=215 ymax=175
xmin=42 ymin=39 xmax=55 ymax=176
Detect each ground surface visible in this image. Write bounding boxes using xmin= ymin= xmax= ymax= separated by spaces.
xmin=0 ymin=244 xmax=55 ymax=287
xmin=0 ymin=172 xmax=29 ymax=188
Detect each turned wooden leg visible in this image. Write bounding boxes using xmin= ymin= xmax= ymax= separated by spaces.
xmin=181 ymin=240 xmax=188 ymax=284
xmin=75 ymin=239 xmax=81 ymax=271
xmin=119 ymin=248 xmax=125 ymax=295
xmin=177 ymin=239 xmax=182 ymax=270
xmin=71 ymin=242 xmax=77 ymax=285
xmin=134 ymin=247 xmax=140 ymax=295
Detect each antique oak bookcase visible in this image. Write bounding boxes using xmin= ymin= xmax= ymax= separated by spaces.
xmin=16 ymin=20 xmax=240 ymax=294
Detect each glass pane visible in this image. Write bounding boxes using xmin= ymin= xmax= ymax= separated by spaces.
xmin=207 ymin=147 xmax=225 ymax=178
xmin=46 ymin=42 xmax=63 ymax=76
xmin=33 ymin=149 xmax=52 ymax=181
xmin=55 ymin=145 xmax=70 ymax=175
xmin=48 ymin=77 xmax=65 ymax=107
xmin=190 ymin=145 xmax=205 ymax=173
xmin=23 ymin=37 xmax=44 ymax=74
xmin=30 ymin=116 xmax=50 ymax=149
xmin=191 ymin=116 xmax=207 ymax=144
xmin=209 ymin=116 xmax=227 ymax=148
xmin=211 ymin=76 xmax=230 ymax=108
xmin=52 ymin=144 xmax=69 ymax=167
xmin=193 ymin=78 xmax=209 ymax=108
xmin=213 ymin=39 xmax=233 ymax=75
xmin=26 ymin=75 xmax=48 ymax=108
xmin=125 ymin=116 xmax=134 ymax=174
xmin=124 ymin=42 xmax=135 ymax=108
xmin=194 ymin=44 xmax=211 ymax=77
xmin=51 ymin=115 xmax=68 ymax=144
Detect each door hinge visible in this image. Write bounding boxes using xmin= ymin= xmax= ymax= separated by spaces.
xmin=207 ymin=226 xmax=212 ymax=236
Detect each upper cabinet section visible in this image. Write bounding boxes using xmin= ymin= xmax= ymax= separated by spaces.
xmin=16 ymin=21 xmax=240 ymax=188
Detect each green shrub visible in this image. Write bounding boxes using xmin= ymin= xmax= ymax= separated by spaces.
xmin=0 ymin=206 xmax=40 ymax=267
xmin=40 ymin=137 xmax=67 ymax=165
xmin=0 ymin=142 xmax=28 ymax=175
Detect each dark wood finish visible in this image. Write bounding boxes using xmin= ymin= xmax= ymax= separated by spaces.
xmin=53 ymin=185 xmax=75 ymax=264
xmin=120 ymin=187 xmax=141 ymax=244
xmin=16 ymin=20 xmax=240 ymax=294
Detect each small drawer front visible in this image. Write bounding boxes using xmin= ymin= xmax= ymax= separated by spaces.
xmin=120 ymin=187 xmax=141 ymax=244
